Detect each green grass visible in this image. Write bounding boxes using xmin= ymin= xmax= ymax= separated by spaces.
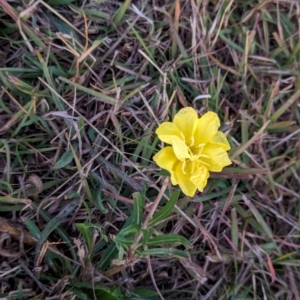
xmin=0 ymin=0 xmax=300 ymax=299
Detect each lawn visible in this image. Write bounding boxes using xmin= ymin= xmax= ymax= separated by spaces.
xmin=0 ymin=0 xmax=300 ymax=299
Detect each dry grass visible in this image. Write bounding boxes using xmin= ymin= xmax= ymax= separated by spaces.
xmin=0 ymin=0 xmax=300 ymax=299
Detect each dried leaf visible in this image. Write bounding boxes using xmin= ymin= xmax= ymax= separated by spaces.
xmin=26 ymin=174 xmax=43 ymax=196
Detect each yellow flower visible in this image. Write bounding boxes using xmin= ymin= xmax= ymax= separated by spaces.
xmin=153 ymin=107 xmax=232 ymax=197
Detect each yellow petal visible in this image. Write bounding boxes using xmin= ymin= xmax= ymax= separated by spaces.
xmin=153 ymin=147 xmax=179 ymax=184
xmin=173 ymin=107 xmax=198 ymax=145
xmin=194 ymin=112 xmax=220 ymax=145
xmin=174 ymin=162 xmax=197 ymax=197
xmin=170 ymin=174 xmax=178 ymax=185
xmin=190 ymin=164 xmax=209 ymax=192
xmin=201 ymin=144 xmax=232 ymax=172
xmin=155 ymin=122 xmax=182 ymax=145
xmin=170 ymin=136 xmax=191 ymax=161
xmin=210 ymin=131 xmax=231 ymax=151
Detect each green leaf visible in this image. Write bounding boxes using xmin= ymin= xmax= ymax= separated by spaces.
xmin=25 ymin=218 xmax=60 ymax=273
xmin=93 ymin=189 xmax=108 ymax=214
xmin=118 ymin=224 xmax=140 ymax=236
xmin=80 ymin=222 xmax=108 ymax=242
xmin=141 ymin=228 xmax=155 ymax=247
xmin=145 ymin=234 xmax=193 ymax=249
xmin=17 ymin=282 xmax=23 ymax=300
xmin=140 ymin=248 xmax=190 ymax=259
xmin=243 ymin=195 xmax=274 ymax=241
xmin=96 ymin=216 xmax=139 ymax=270
xmin=31 ymin=203 xmax=77 ymax=262
xmin=53 ymin=149 xmax=74 ymax=169
xmin=59 ymin=76 xmax=117 ymax=105
xmin=83 ymin=9 xmax=110 ymax=20
xmin=47 ymin=0 xmax=76 ymax=5
xmin=35 ymin=200 xmax=79 ymax=260
xmin=124 ymin=289 xmax=160 ymax=300
xmin=149 ymin=190 xmax=180 ymax=226
xmin=70 ymin=289 xmax=89 ymax=300
xmin=76 ymin=223 xmax=92 ymax=250
xmin=69 ymin=283 xmax=124 ymax=300
xmin=116 ymin=244 xmax=125 ymax=262
xmin=114 ymin=235 xmax=134 ymax=247
xmin=114 ymin=0 xmax=131 ymax=26
xmin=25 ymin=218 xmax=41 ymax=239
xmin=132 ymin=192 xmax=144 ymax=225
xmin=0 ymin=204 xmax=25 ymax=212
xmin=96 ymin=242 xmax=118 ymax=270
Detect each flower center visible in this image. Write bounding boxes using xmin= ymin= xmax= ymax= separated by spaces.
xmin=189 ymin=144 xmax=209 ymax=162
xmin=181 ymin=143 xmax=210 ymax=174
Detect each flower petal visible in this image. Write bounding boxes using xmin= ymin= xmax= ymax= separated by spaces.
xmin=201 ymin=144 xmax=232 ymax=172
xmin=173 ymin=107 xmax=198 ymax=145
xmin=174 ymin=162 xmax=197 ymax=197
xmin=155 ymin=122 xmax=182 ymax=145
xmin=190 ymin=164 xmax=209 ymax=192
xmin=210 ymin=131 xmax=231 ymax=151
xmin=194 ymin=112 xmax=220 ymax=145
xmin=170 ymin=136 xmax=191 ymax=161
xmin=153 ymin=147 xmax=179 ymax=184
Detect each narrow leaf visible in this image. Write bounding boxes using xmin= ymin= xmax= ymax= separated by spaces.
xmin=59 ymin=76 xmax=117 ymax=105
xmin=53 ymin=149 xmax=74 ymax=169
xmin=132 ymin=192 xmax=143 ymax=225
xmin=140 ymin=248 xmax=190 ymax=258
xmin=149 ymin=190 xmax=180 ymax=226
xmin=35 ymin=200 xmax=79 ymax=259
xmin=146 ymin=234 xmax=192 ymax=249
xmin=118 ymin=224 xmax=140 ymax=236
xmin=242 ymin=195 xmax=273 ymax=241
xmin=114 ymin=0 xmax=131 ymax=25
xmin=141 ymin=228 xmax=155 ymax=247
xmin=76 ymin=223 xmax=92 ymax=250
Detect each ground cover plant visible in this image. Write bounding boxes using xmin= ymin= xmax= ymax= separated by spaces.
xmin=0 ymin=0 xmax=300 ymax=299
